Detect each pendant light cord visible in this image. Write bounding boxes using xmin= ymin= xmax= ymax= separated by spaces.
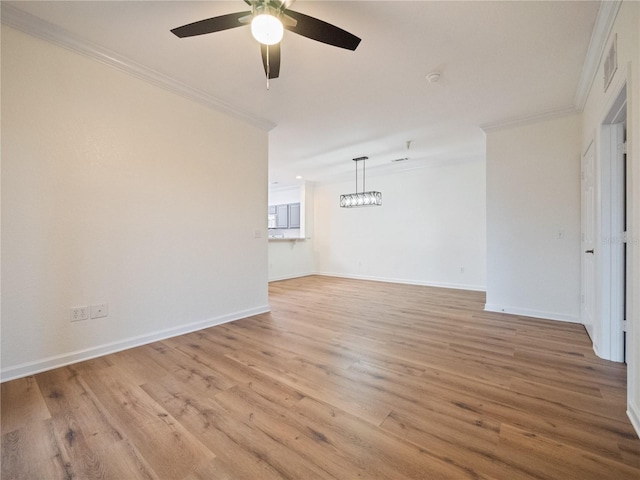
xmin=363 ymin=158 xmax=366 ymax=192
xmin=354 ymin=157 xmax=370 ymax=194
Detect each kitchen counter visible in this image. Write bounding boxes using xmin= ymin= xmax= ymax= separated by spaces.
xmin=268 ymin=237 xmax=308 ymax=242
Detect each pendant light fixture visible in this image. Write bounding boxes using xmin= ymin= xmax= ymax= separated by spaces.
xmin=340 ymin=156 xmax=382 ymax=208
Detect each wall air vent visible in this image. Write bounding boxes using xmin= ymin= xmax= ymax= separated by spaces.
xmin=603 ymin=34 xmax=617 ymax=93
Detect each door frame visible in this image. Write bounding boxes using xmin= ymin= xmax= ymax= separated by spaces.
xmin=593 ymin=81 xmax=627 ymax=362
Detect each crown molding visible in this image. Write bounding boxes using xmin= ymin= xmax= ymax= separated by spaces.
xmin=480 ymin=105 xmax=579 ymax=132
xmin=573 ymin=0 xmax=622 ymax=111
xmin=1 ymin=3 xmax=276 ymax=132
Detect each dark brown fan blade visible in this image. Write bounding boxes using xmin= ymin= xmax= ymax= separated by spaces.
xmin=260 ymin=43 xmax=281 ymax=79
xmin=284 ymin=10 xmax=360 ymax=50
xmin=171 ymin=11 xmax=248 ymax=38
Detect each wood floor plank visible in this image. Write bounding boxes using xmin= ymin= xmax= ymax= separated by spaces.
xmin=293 ymin=395 xmax=497 ymax=480
xmin=80 ymin=366 xmax=216 ymax=479
xmin=223 ymin=346 xmax=394 ymax=426
xmin=494 ymin=424 xmax=640 ymax=480
xmin=2 ymin=275 xmax=639 ymax=479
xmin=140 ymin=374 xmax=330 ymax=479
xmin=417 ymin=363 xmax=640 ymax=453
xmin=1 ymin=419 xmax=71 ymax=480
xmin=36 ymin=367 xmax=161 ymax=480
xmin=0 ymin=376 xmax=50 ymax=433
xmin=49 ymin=408 xmax=160 ymax=480
xmin=380 ymin=408 xmax=532 ymax=480
xmin=351 ymin=356 xmax=635 ymax=466
xmin=508 ymin=377 xmax=626 ymax=422
xmin=174 ymin=345 xmax=306 ymax=409
xmin=212 ymin=382 xmax=394 ymax=479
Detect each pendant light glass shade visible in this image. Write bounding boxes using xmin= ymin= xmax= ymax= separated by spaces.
xmin=340 ymin=191 xmax=383 ymax=207
xmin=340 ymin=156 xmax=382 ymax=208
xmin=251 ymin=14 xmax=284 ymax=45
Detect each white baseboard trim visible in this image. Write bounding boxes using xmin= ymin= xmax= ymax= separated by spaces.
xmin=268 ymin=272 xmax=315 ymax=282
xmin=0 ymin=305 xmax=270 ymax=383
xmin=317 ymin=272 xmax=486 ymax=292
xmin=628 ymin=402 xmax=640 ymax=439
xmin=484 ymin=303 xmax=580 ymax=324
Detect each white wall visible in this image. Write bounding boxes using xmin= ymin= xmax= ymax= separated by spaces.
xmin=1 ymin=27 xmax=269 ymax=381
xmin=485 ymin=113 xmax=582 ymax=323
xmin=580 ymin=0 xmax=640 ymax=435
xmin=313 ymin=160 xmax=486 ymax=290
xmin=268 ymin=185 xmax=302 ymax=206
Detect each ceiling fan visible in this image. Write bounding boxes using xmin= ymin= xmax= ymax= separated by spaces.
xmin=170 ymin=0 xmax=361 ymax=81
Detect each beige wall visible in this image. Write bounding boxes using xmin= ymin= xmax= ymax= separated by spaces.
xmin=1 ymin=26 xmax=269 ymax=380
xmin=485 ymin=114 xmax=582 ymax=323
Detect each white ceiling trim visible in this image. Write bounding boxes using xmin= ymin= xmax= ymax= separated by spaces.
xmin=574 ymin=0 xmax=622 ymax=111
xmin=0 ymin=3 xmax=276 ymax=132
xmin=480 ymin=105 xmax=579 ymax=133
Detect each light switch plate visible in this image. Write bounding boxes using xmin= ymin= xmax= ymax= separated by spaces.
xmin=90 ymin=303 xmax=108 ymax=319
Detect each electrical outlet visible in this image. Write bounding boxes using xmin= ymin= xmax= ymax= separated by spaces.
xmin=71 ymin=306 xmax=89 ymax=322
xmin=90 ymin=303 xmax=108 ymax=319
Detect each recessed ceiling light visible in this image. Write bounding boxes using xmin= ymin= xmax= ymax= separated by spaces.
xmin=295 ymin=175 xmax=303 ymax=180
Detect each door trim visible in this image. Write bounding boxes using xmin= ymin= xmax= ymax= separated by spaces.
xmin=594 ymin=82 xmax=627 ymax=362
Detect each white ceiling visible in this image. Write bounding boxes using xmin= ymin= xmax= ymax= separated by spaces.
xmin=4 ymin=1 xmax=601 ymax=187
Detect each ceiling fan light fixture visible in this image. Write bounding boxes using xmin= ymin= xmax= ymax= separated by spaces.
xmin=251 ymin=13 xmax=284 ymax=45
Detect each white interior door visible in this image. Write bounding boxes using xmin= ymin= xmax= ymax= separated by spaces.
xmin=598 ymin=111 xmax=626 ymax=362
xmin=608 ymin=122 xmax=626 ymax=362
xmin=581 ymin=142 xmax=596 ymax=340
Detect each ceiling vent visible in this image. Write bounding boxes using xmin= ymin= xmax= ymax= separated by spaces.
xmin=391 ymin=140 xmax=412 ymax=163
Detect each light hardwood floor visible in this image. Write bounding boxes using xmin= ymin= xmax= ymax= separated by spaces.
xmin=2 ymin=275 xmax=640 ymax=479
